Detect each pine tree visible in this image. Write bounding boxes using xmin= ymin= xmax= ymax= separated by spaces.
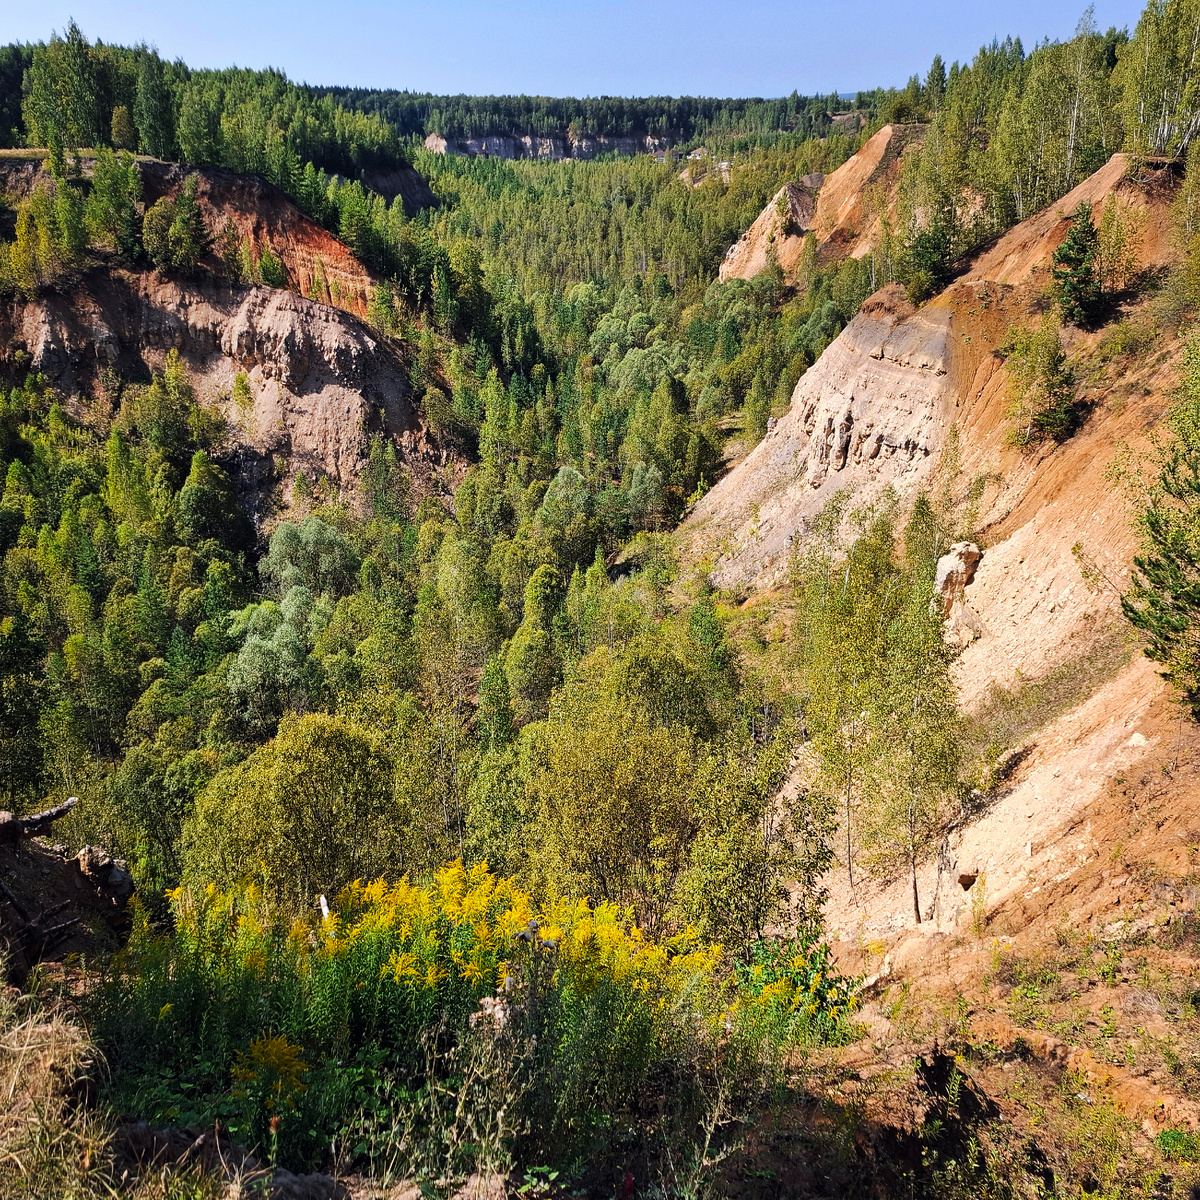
xmin=925 ymin=54 xmax=947 ymax=109
xmin=504 ymin=564 xmax=562 ymax=723
xmin=1123 ymin=335 xmax=1200 ymax=713
xmin=1052 ymin=201 xmax=1101 ymax=324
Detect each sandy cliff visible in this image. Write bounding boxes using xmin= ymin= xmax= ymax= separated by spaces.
xmin=0 ymin=156 xmax=456 ymax=520
xmin=0 ymin=268 xmax=449 ymax=522
xmin=692 ymin=154 xmax=1172 ymax=596
xmin=423 ymin=131 xmax=673 ymax=161
xmin=719 ymin=123 xmax=927 ymax=282
xmin=690 ymin=151 xmax=1193 ymax=996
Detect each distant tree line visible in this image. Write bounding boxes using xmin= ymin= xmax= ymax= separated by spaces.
xmin=322 ymin=87 xmax=860 ymax=143
xmin=0 ymin=22 xmax=405 ymax=187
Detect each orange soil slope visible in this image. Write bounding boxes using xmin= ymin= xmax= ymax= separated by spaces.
xmin=139 ymin=162 xmax=377 ymax=319
xmin=719 ymin=123 xmax=926 ymax=282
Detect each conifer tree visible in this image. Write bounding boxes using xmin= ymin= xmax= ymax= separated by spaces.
xmin=1123 ymin=335 xmax=1200 ymax=712
xmin=1053 ymin=201 xmax=1101 ymax=325
xmin=505 ymin=564 xmax=562 ymax=723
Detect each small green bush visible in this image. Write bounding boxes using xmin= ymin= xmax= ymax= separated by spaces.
xmin=1156 ymin=1127 xmax=1200 ymax=1161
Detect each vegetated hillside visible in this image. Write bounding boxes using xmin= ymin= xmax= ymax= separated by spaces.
xmin=719 ymin=123 xmax=928 ymax=282
xmin=0 ymin=156 xmax=448 ymax=518
xmin=0 ymin=155 xmax=380 ymax=317
xmin=7 ymin=6 xmax=1200 ymax=1198
xmin=1 ymin=270 xmax=437 ymax=523
xmin=331 ymin=87 xmax=868 ymax=149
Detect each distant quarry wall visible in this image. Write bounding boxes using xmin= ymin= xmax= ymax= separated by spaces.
xmin=423 ymin=132 xmax=674 ymax=160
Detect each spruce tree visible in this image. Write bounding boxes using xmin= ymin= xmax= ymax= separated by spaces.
xmin=1123 ymin=336 xmax=1200 ymax=713
xmin=1053 ymin=201 xmax=1101 ymax=324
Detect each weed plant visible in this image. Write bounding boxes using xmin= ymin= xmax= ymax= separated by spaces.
xmin=90 ymin=861 xmax=858 ymax=1179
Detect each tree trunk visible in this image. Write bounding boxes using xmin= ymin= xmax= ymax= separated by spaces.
xmin=0 ymin=797 xmax=78 ymax=846
xmin=912 ymin=856 xmax=922 ymax=925
xmin=845 ymin=765 xmax=854 ymax=890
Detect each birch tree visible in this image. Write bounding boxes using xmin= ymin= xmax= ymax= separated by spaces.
xmin=1119 ymin=0 xmax=1200 ymax=160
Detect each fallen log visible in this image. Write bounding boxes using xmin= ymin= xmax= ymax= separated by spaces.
xmin=0 ymin=797 xmax=78 ymax=846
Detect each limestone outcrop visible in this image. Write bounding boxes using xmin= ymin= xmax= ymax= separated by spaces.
xmin=934 ymin=542 xmax=982 ymax=614
xmin=423 ymin=131 xmax=673 ymax=161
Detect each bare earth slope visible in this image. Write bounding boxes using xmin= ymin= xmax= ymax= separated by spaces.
xmin=0 ymin=156 xmax=395 ymax=320
xmin=719 ymin=123 xmax=926 ymax=282
xmin=693 ymin=151 xmax=1200 ymax=1166
xmin=0 ymin=268 xmax=446 ymax=521
xmin=0 ymin=157 xmax=453 ymax=518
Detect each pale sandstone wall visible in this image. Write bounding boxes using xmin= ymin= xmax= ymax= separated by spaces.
xmin=2 ymin=271 xmax=448 ymax=524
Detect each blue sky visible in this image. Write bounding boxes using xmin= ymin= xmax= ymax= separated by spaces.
xmin=8 ymin=1 xmax=1148 ymax=97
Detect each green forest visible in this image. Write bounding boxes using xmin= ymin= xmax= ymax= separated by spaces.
xmin=2 ymin=0 xmax=1200 ymax=1194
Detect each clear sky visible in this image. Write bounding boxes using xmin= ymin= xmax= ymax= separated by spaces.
xmin=7 ymin=1 xmax=1148 ymax=97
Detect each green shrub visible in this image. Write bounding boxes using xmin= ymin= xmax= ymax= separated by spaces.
xmin=1003 ymin=318 xmax=1078 ymax=445
xmin=257 ymin=244 xmax=286 ymax=288
xmin=1156 ymin=1128 xmax=1200 ymax=1161
xmin=142 ymin=174 xmax=210 ymax=274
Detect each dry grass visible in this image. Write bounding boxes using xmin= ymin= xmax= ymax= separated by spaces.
xmin=0 ymin=971 xmax=226 ymax=1200
xmin=962 ymin=624 xmax=1133 ymax=786
xmin=0 ymin=979 xmax=108 ymax=1199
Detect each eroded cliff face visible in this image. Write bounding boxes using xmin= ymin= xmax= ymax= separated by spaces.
xmin=719 ymin=123 xmax=927 ymax=282
xmin=0 ymin=154 xmax=455 ymax=519
xmin=688 ymin=283 xmax=965 ymax=587
xmin=694 ymin=152 xmax=1194 ymax=989
xmin=422 ymin=131 xmax=673 ymax=160
xmin=1 ymin=268 xmax=447 ymax=523
xmin=0 ymin=157 xmax=438 ymax=323
xmin=691 ymin=153 xmax=1171 ymax=602
xmin=138 ymin=162 xmax=379 ymax=320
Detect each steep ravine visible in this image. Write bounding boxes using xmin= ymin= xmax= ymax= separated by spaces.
xmin=690 ymin=153 xmax=1200 ymax=1139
